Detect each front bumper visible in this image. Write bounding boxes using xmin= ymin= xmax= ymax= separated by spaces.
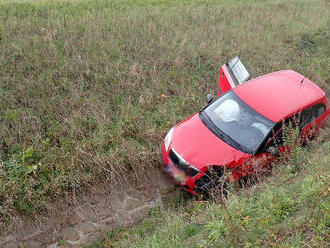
xmin=161 ymin=142 xmax=199 ymax=195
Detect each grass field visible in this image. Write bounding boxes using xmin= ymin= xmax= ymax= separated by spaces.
xmin=0 ymin=0 xmax=329 ymax=238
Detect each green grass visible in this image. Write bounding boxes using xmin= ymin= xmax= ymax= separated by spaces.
xmin=0 ymin=0 xmax=329 ymax=230
xmin=92 ymin=128 xmax=330 ymax=247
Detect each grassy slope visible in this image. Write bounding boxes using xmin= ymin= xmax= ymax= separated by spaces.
xmin=93 ymin=129 xmax=330 ymax=247
xmin=0 ymin=0 xmax=329 ymax=231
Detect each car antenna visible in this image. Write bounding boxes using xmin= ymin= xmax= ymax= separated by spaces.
xmin=301 ymin=76 xmax=306 ymax=84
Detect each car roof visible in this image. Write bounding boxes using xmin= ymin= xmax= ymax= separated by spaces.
xmin=233 ymin=70 xmax=325 ymax=123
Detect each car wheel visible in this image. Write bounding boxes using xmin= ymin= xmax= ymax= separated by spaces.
xmin=195 ymin=166 xmax=228 ymax=200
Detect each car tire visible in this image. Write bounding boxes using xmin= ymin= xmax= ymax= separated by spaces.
xmin=195 ymin=166 xmax=228 ymax=200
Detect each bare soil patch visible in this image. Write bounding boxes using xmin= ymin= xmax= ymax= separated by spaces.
xmin=0 ymin=169 xmax=175 ymax=247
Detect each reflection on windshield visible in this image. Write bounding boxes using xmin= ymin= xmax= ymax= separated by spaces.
xmin=201 ymin=91 xmax=275 ymax=154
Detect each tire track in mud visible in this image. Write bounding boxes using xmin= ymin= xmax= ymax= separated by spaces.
xmin=0 ymin=170 xmax=176 ymax=247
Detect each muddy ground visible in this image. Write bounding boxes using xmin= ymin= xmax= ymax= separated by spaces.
xmin=0 ymin=169 xmax=176 ymax=247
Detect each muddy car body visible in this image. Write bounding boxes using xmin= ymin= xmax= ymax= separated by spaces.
xmin=161 ymin=56 xmax=329 ymax=195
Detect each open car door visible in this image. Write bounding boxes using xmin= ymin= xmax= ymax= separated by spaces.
xmin=217 ymin=56 xmax=250 ymax=96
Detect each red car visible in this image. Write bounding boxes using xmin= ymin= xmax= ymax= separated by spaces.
xmin=161 ymin=56 xmax=329 ymax=196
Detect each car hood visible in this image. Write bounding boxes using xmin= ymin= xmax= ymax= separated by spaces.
xmin=170 ymin=113 xmax=250 ymax=170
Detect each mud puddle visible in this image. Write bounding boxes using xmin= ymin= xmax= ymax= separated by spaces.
xmin=0 ymin=170 xmax=175 ymax=247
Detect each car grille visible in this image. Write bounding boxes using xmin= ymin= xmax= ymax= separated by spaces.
xmin=169 ymin=149 xmax=199 ymax=177
xmin=169 ymin=149 xmax=180 ymax=165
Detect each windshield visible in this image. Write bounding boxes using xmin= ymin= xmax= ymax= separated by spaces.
xmin=200 ymin=91 xmax=275 ymax=154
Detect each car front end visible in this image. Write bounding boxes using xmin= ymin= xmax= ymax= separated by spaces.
xmin=160 ymin=111 xmax=252 ymax=195
xmin=162 ymin=138 xmax=204 ymax=195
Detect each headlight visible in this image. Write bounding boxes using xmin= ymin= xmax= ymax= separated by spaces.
xmin=164 ymin=127 xmax=174 ymax=151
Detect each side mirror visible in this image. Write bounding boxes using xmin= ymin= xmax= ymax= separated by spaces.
xmin=266 ymin=146 xmax=280 ymax=157
xmin=206 ymin=94 xmax=213 ymax=104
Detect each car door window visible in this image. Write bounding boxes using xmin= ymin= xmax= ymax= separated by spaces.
xmin=299 ymin=108 xmax=313 ymax=129
xmin=267 ymin=129 xmax=284 ymax=148
xmin=258 ymin=122 xmax=282 ymax=153
xmin=261 ymin=117 xmax=297 ymax=152
xmin=314 ymin=103 xmax=326 ymax=117
xmin=298 ymin=103 xmax=326 ymax=130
